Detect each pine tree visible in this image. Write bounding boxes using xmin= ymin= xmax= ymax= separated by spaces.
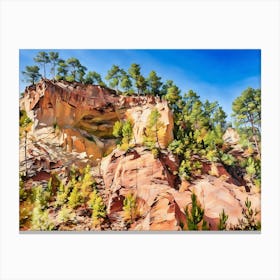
xmin=105 ymin=65 xmax=122 ymax=93
xmin=218 ymin=209 xmax=228 ymax=230
xmin=123 ymin=193 xmax=137 ymax=224
xmin=49 ymin=52 xmax=60 ymax=78
xmin=22 ymin=65 xmax=41 ymax=85
xmin=185 ymin=192 xmax=205 ymax=230
xmin=120 ymin=71 xmax=133 ymax=94
xmin=144 ymin=108 xmax=164 ymax=150
xmin=34 ymin=51 xmax=50 ymax=78
xmin=56 ymin=59 xmax=68 ymax=81
xmin=128 ymin=63 xmax=146 ymax=95
xmin=146 ymin=70 xmax=162 ymax=95
xmin=88 ymin=189 xmax=106 ymax=227
xmin=232 ymin=88 xmax=261 ymax=157
xmin=85 ymin=71 xmax=105 ymax=86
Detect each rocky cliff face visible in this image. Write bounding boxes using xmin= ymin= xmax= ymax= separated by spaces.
xmin=20 ymin=80 xmax=173 ymax=164
xmin=20 ymin=80 xmax=261 ymax=231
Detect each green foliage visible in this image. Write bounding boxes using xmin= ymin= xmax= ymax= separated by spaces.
xmin=120 ymin=71 xmax=132 ymax=94
xmin=128 ymin=63 xmax=146 ymax=94
xmin=146 ymin=70 xmax=162 ymax=95
xmin=49 ymin=52 xmax=60 ymax=78
xmin=163 ymin=80 xmax=181 ymax=107
xmin=220 ymin=153 xmax=236 ymax=166
xmin=31 ymin=185 xmax=54 ymax=230
xmin=218 ymin=209 xmax=228 ymax=230
xmin=22 ymin=65 xmax=41 ymax=85
xmin=57 ymin=205 xmax=75 ymax=225
xmin=112 ymin=121 xmax=123 ymax=138
xmin=144 ymin=108 xmax=164 ymax=149
xmin=66 ymin=57 xmax=87 ymax=82
xmin=123 ymin=193 xmax=137 ymax=224
xmin=168 ymin=139 xmax=185 ymax=156
xmin=232 ymin=88 xmax=261 ymax=156
xmin=85 ymin=71 xmax=105 ymax=86
xmin=31 ymin=207 xmax=54 ymax=230
xmin=88 ymin=189 xmax=106 ymax=227
xmin=113 ymin=120 xmax=133 ymax=150
xmin=56 ymin=59 xmax=68 ymax=80
xmin=105 ymin=65 xmax=122 ymax=93
xmin=55 ymin=182 xmax=69 ymax=207
xmin=19 ymin=110 xmax=32 ymax=128
xmin=234 ymin=198 xmax=261 ymax=230
xmin=185 ymin=192 xmax=205 ymax=230
xmin=68 ymin=185 xmax=82 ymax=209
xmin=178 ymin=151 xmax=202 ymax=181
xmin=34 ymin=51 xmax=50 ymax=77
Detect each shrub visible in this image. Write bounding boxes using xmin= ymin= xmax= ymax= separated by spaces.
xmin=31 ymin=207 xmax=54 ymax=230
xmin=185 ymin=192 xmax=207 ymax=230
xmin=88 ymin=189 xmax=106 ymax=227
xmin=57 ymin=205 xmax=75 ymax=225
xmin=68 ymin=186 xmax=82 ymax=209
xmin=55 ymin=182 xmax=69 ymax=207
xmin=123 ymin=193 xmax=137 ymax=224
xmin=218 ymin=209 xmax=228 ymax=230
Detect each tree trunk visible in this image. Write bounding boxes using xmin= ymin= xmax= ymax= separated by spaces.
xmin=249 ymin=117 xmax=260 ymax=157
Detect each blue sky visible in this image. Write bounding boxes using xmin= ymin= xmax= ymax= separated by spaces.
xmin=19 ymin=49 xmax=261 ymax=119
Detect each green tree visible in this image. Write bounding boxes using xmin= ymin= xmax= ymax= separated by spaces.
xmin=56 ymin=59 xmax=68 ymax=81
xmin=34 ymin=51 xmax=50 ymax=78
xmin=128 ymin=63 xmax=146 ymax=95
xmin=105 ymin=65 xmax=122 ymax=93
xmin=66 ymin=57 xmax=86 ymax=82
xmin=22 ymin=65 xmax=41 ymax=85
xmin=144 ymin=108 xmax=164 ymax=149
xmin=49 ymin=52 xmax=60 ymax=78
xmin=85 ymin=71 xmax=105 ymax=86
xmin=123 ymin=193 xmax=137 ymax=224
xmin=120 ymin=70 xmax=132 ymax=94
xmin=185 ymin=192 xmax=206 ymax=230
xmin=232 ymin=88 xmax=261 ymax=156
xmin=218 ymin=209 xmax=228 ymax=230
xmin=146 ymin=70 xmax=162 ymax=95
xmin=162 ymin=80 xmax=181 ymax=108
xmin=88 ymin=189 xmax=106 ymax=227
xmin=112 ymin=120 xmax=123 ymax=138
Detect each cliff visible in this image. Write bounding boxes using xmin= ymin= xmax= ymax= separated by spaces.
xmin=19 ymin=79 xmax=261 ymax=231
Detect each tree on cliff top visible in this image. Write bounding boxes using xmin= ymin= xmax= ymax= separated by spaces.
xmin=146 ymin=70 xmax=162 ymax=96
xmin=34 ymin=52 xmax=50 ymax=78
xmin=128 ymin=63 xmax=147 ymax=95
xmin=66 ymin=57 xmax=87 ymax=83
xmin=49 ymin=52 xmax=60 ymax=79
xmin=85 ymin=71 xmax=106 ymax=86
xmin=105 ymin=65 xmax=123 ymax=94
xmin=22 ymin=65 xmax=41 ymax=85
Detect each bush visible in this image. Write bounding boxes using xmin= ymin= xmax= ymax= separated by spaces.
xmin=31 ymin=207 xmax=54 ymax=230
xmin=68 ymin=186 xmax=82 ymax=209
xmin=185 ymin=192 xmax=208 ymax=230
xmin=123 ymin=193 xmax=137 ymax=224
xmin=88 ymin=189 xmax=106 ymax=227
xmin=57 ymin=205 xmax=75 ymax=225
xmin=218 ymin=209 xmax=228 ymax=230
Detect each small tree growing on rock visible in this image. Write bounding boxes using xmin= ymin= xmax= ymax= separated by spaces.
xmin=185 ymin=192 xmax=208 ymax=230
xmin=87 ymin=189 xmax=106 ymax=228
xmin=123 ymin=193 xmax=137 ymax=225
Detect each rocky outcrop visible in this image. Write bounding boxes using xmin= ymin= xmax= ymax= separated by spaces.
xmin=100 ymin=147 xmax=261 ymax=230
xmin=126 ymin=101 xmax=173 ymax=148
xmin=223 ymin=127 xmax=240 ymax=145
xmin=19 ymin=79 xmax=261 ymax=231
xmin=20 ymin=79 xmax=174 ymax=161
